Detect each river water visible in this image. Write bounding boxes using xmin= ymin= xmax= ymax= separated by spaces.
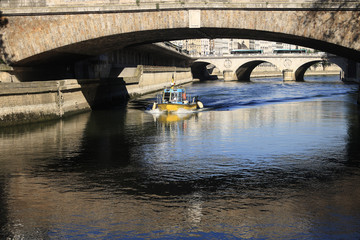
xmin=1 ymin=76 xmax=360 ymax=239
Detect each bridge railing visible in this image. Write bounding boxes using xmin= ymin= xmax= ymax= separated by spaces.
xmin=193 ymin=52 xmax=328 ymax=58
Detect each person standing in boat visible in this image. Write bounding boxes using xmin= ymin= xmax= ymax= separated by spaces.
xmin=171 ymin=74 xmax=175 ymax=89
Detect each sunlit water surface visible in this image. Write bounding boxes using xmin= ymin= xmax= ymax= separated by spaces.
xmin=1 ymin=76 xmax=360 ymax=239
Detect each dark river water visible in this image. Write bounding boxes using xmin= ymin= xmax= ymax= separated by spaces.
xmin=1 ymin=76 xmax=360 ymax=239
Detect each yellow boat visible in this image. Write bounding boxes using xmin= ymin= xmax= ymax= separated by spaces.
xmin=157 ymin=103 xmax=198 ymax=112
xmin=152 ymin=86 xmax=203 ymax=112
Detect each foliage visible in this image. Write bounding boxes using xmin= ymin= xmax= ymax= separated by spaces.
xmin=0 ymin=11 xmax=9 ymax=64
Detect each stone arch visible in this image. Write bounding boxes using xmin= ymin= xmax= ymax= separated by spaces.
xmin=294 ymin=60 xmax=343 ymax=81
xmin=235 ymin=60 xmax=281 ymax=81
xmin=2 ymin=8 xmax=360 ymax=66
xmin=191 ymin=61 xmax=218 ymax=80
xmin=295 ymin=61 xmax=322 ymax=81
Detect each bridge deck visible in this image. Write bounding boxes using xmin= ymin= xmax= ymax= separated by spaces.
xmin=1 ymin=0 xmax=360 ymax=15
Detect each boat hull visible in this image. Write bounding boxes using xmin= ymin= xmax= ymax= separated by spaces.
xmin=157 ymin=103 xmax=198 ymax=112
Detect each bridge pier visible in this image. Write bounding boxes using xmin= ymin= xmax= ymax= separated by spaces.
xmin=282 ymin=69 xmax=296 ymax=81
xmin=223 ymin=70 xmax=237 ymax=81
xmin=342 ymin=61 xmax=360 ymax=83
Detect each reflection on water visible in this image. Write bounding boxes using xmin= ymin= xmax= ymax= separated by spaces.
xmin=154 ymin=111 xmax=196 ymax=123
xmin=0 ymin=77 xmax=360 ymax=239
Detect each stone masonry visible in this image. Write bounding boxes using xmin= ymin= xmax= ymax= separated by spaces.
xmin=0 ymin=1 xmax=359 ymax=66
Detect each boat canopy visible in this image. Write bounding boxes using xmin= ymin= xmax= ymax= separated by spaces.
xmin=162 ymin=87 xmax=187 ymax=104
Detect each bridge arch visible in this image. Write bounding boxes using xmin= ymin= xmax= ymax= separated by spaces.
xmin=195 ymin=54 xmax=349 ymax=82
xmin=191 ymin=61 xmax=216 ymax=81
xmin=1 ymin=7 xmax=360 ymax=66
xmin=296 ymin=61 xmax=325 ymax=82
xmin=293 ymin=60 xmax=343 ymax=81
xmin=235 ymin=60 xmax=281 ymax=81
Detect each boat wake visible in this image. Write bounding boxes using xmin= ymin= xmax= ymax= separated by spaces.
xmin=146 ymin=108 xmax=162 ymax=115
xmin=146 ymin=107 xmax=199 ymax=115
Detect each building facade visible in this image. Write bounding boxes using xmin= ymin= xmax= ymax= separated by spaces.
xmin=170 ymin=39 xmax=311 ymax=56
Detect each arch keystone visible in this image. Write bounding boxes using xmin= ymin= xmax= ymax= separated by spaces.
xmin=189 ymin=10 xmax=201 ymax=28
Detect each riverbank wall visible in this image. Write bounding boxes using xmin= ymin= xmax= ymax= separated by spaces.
xmin=0 ymin=66 xmax=193 ymax=126
xmin=125 ymin=66 xmax=193 ymax=96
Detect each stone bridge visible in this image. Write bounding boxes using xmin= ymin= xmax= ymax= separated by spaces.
xmin=0 ymin=0 xmax=360 ymax=124
xmin=193 ymin=53 xmax=349 ymax=81
xmin=0 ymin=0 xmax=359 ymax=70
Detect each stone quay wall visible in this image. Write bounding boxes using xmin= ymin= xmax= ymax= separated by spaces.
xmin=0 ymin=66 xmax=193 ymax=126
xmin=127 ymin=66 xmax=193 ymax=96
